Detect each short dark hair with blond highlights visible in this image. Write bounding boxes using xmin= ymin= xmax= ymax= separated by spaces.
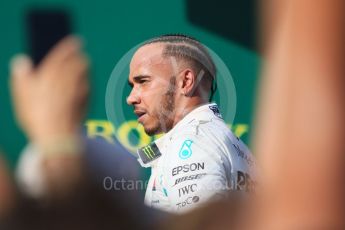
xmin=142 ymin=34 xmax=217 ymax=101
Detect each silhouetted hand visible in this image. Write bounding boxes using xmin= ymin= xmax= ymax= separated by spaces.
xmin=10 ymin=36 xmax=89 ymax=146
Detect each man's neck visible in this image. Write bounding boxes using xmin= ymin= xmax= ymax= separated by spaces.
xmin=172 ymin=99 xmax=208 ymax=128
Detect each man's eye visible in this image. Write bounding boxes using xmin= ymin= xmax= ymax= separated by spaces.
xmin=139 ymin=79 xmax=149 ymax=84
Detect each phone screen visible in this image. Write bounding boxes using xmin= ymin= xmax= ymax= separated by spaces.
xmin=26 ymin=9 xmax=71 ymax=65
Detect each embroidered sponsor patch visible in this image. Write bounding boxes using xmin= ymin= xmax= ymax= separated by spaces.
xmin=178 ymin=140 xmax=193 ymax=159
xmin=138 ymin=142 xmax=162 ymax=164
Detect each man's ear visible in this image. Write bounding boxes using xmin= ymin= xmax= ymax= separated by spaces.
xmin=180 ymin=69 xmax=197 ymax=97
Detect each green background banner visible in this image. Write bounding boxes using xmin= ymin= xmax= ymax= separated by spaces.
xmin=0 ymin=0 xmax=260 ymax=168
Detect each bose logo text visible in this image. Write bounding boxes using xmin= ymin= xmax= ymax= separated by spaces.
xmin=173 ymin=173 xmax=206 ymax=186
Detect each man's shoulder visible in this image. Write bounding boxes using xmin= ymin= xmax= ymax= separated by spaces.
xmin=166 ymin=117 xmax=254 ymax=161
xmin=165 ymin=119 xmax=232 ymax=158
xmin=170 ymin=116 xmax=231 ymax=143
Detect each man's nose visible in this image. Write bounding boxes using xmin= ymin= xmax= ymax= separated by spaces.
xmin=127 ymin=88 xmax=141 ymax=105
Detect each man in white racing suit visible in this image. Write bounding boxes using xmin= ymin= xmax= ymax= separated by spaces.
xmin=127 ymin=34 xmax=256 ymax=214
xmin=137 ymin=103 xmax=256 ymax=213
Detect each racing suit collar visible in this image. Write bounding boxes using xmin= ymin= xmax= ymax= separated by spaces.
xmin=137 ymin=103 xmax=222 ymax=167
xmin=168 ymin=102 xmax=222 ymax=135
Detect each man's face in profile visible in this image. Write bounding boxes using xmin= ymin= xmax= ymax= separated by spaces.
xmin=127 ymin=43 xmax=177 ymax=136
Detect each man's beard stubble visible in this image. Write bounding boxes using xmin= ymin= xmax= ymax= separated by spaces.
xmin=144 ymin=76 xmax=176 ymax=136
